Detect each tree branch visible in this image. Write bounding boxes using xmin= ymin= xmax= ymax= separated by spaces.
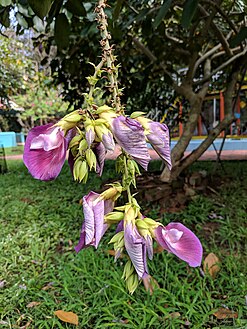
xmin=196 ymin=47 xmax=247 ymax=84
xmin=193 ymin=32 xmax=232 ymax=76
xmin=198 ymin=4 xmax=233 ymax=57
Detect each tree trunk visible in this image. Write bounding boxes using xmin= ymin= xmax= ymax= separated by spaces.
xmin=160 ymin=95 xmax=203 ymax=182
xmin=160 ymin=67 xmax=240 ymax=182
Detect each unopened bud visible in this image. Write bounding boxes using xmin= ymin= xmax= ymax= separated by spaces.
xmin=105 ymin=211 xmax=124 ymax=223
xmin=85 ymin=149 xmax=97 ymax=171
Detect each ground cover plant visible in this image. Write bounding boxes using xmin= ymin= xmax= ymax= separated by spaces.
xmin=0 ymin=160 xmax=246 ymax=328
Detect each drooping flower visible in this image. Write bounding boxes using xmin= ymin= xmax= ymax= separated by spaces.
xmin=154 ymin=222 xmax=203 ymax=267
xmin=75 ymin=191 xmax=114 ymax=252
xmin=94 ymin=142 xmax=106 ymax=176
xmin=146 ymin=122 xmax=171 ymax=170
xmin=23 ymin=123 xmax=72 ymax=181
xmin=112 ymin=116 xmax=151 ymax=170
xmin=124 ymin=221 xmax=149 ymax=279
xmin=136 ymin=117 xmax=171 ymax=170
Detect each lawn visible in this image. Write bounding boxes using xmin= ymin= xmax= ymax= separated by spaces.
xmin=0 ymin=160 xmax=246 ymax=329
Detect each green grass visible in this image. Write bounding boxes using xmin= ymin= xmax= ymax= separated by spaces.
xmin=0 ymin=161 xmax=246 ymax=328
xmin=3 ymin=145 xmax=24 ymax=156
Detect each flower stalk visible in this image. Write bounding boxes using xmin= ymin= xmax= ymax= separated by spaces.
xmin=95 ymin=0 xmax=122 ymax=113
xmin=23 ymin=0 xmax=203 ymax=295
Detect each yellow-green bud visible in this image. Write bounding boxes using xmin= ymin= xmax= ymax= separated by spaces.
xmin=105 ymin=211 xmax=124 ymax=224
xmin=122 ymin=260 xmax=135 ymax=281
xmin=130 ymin=112 xmax=146 ymax=119
xmin=73 ymin=158 xmax=88 ymax=183
xmin=109 ymin=231 xmax=124 ymax=244
xmin=85 ymin=149 xmax=97 ymax=171
xmin=69 ymin=135 xmax=82 ymax=148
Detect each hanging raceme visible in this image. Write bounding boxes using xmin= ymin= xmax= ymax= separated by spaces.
xmin=23 ymin=0 xmax=202 ymax=294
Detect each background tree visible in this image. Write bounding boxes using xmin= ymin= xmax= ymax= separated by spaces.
xmin=0 ymin=0 xmax=246 ymax=181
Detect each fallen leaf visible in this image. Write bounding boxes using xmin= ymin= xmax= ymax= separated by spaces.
xmin=107 ymin=250 xmax=125 ymax=258
xmin=54 ymin=310 xmax=79 ymax=325
xmin=42 ymin=282 xmax=55 ymax=290
xmin=203 ymin=252 xmax=220 ymax=279
xmin=0 ymin=280 xmax=6 ymax=288
xmin=213 ymin=307 xmax=238 ymax=319
xmin=26 ymin=301 xmax=41 ymax=308
xmin=164 ymin=312 xmax=181 ymax=320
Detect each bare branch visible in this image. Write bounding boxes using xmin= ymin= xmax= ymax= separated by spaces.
xmin=198 ymin=5 xmax=233 ymax=57
xmin=132 ymin=37 xmax=157 ymax=62
xmin=165 ymin=29 xmax=183 ymax=44
xmin=203 ymin=0 xmax=239 ymax=34
xmin=196 ymin=47 xmax=247 ymax=84
xmin=193 ymin=32 xmax=232 ymax=76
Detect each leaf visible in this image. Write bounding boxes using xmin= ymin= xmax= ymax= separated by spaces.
xmin=65 ymin=0 xmax=86 ymax=17
xmin=230 ymin=27 xmax=247 ymax=47
xmin=27 ymin=0 xmax=52 ymax=19
xmin=16 ymin=12 xmax=28 ymax=28
xmin=54 ymin=310 xmax=79 ymax=325
xmin=181 ymin=0 xmax=199 ymax=29
xmin=26 ymin=301 xmax=41 ymax=308
xmin=153 ymin=0 xmax=172 ymax=29
xmin=213 ymin=307 xmax=238 ymax=319
xmin=54 ymin=13 xmax=70 ymax=50
xmin=203 ymin=252 xmax=220 ymax=279
xmin=113 ymin=0 xmax=124 ymax=22
xmin=1 ymin=0 xmax=11 ymax=6
xmin=0 ymin=7 xmax=10 ymax=27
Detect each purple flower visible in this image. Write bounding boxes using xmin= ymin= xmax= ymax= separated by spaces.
xmin=94 ymin=142 xmax=106 ymax=176
xmin=75 ymin=191 xmax=114 ymax=252
xmin=102 ymin=131 xmax=115 ymax=151
xmin=147 ymin=122 xmax=172 ymax=170
xmin=85 ymin=128 xmax=95 ymax=148
xmin=112 ymin=116 xmax=151 ymax=170
xmin=124 ymin=222 xmax=149 ymax=279
xmin=23 ymin=124 xmax=71 ymax=181
xmin=154 ymin=222 xmax=203 ymax=267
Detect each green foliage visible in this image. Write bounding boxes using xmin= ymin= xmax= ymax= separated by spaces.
xmin=0 ymin=33 xmax=34 ymax=99
xmin=13 ymin=77 xmax=70 ymax=131
xmin=0 ymin=161 xmax=246 ymax=328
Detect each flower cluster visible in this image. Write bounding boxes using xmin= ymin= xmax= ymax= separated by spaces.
xmin=24 ymin=106 xmax=203 ymax=294
xmin=23 ymin=0 xmax=202 ymax=294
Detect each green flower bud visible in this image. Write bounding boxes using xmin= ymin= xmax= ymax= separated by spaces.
xmin=85 ymin=149 xmax=97 ymax=171
xmin=73 ymin=158 xmax=88 ymax=183
xmin=122 ymin=260 xmax=135 ymax=281
xmin=109 ymin=231 xmax=124 ymax=244
xmin=105 ymin=211 xmax=124 ymax=224
xmin=130 ymin=111 xmax=146 ymax=119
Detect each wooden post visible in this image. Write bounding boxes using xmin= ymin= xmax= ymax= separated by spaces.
xmin=220 ymin=91 xmax=225 ymax=137
xmin=179 ymin=103 xmax=183 ymax=137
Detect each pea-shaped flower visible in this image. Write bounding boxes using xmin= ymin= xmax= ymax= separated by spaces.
xmin=23 ymin=123 xmax=71 ymax=181
xmin=154 ymin=222 xmax=203 ymax=267
xmin=75 ymin=191 xmax=114 ymax=252
xmin=111 ymin=116 xmax=151 ymax=170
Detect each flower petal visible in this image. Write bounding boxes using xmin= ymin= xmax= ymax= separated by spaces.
xmin=102 ymin=131 xmax=115 ymax=151
xmin=94 ymin=142 xmax=106 ymax=176
xmin=23 ymin=124 xmax=68 ymax=181
xmin=147 ymin=122 xmax=171 ymax=170
xmin=155 ymin=223 xmax=203 ymax=267
xmin=124 ymin=222 xmax=148 ymax=278
xmin=112 ymin=116 xmax=151 ymax=170
xmin=86 ymin=128 xmax=95 ymax=148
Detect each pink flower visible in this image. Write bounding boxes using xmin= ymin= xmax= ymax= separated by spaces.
xmin=75 ymin=191 xmax=114 ymax=252
xmin=112 ymin=116 xmax=151 ymax=170
xmin=124 ymin=222 xmax=149 ymax=279
xmin=154 ymin=223 xmax=203 ymax=267
xmin=23 ymin=123 xmax=71 ymax=181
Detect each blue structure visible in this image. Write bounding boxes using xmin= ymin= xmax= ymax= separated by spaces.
xmin=170 ymin=138 xmax=247 ymax=152
xmin=0 ymin=132 xmax=25 ymax=148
